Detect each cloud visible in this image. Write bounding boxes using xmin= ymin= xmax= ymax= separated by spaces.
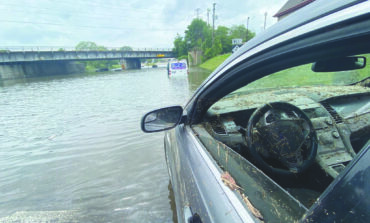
xmin=0 ymin=0 xmax=286 ymax=48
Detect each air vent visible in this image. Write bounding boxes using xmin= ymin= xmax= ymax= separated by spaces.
xmin=321 ymin=101 xmax=343 ymax=124
xmin=210 ymin=120 xmax=227 ymax=135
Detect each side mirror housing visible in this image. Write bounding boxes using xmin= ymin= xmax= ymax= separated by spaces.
xmin=141 ymin=106 xmax=184 ymax=133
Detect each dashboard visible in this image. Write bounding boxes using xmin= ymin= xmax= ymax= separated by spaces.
xmin=204 ymin=85 xmax=370 ymax=178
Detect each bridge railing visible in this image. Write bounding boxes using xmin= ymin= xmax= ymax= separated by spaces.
xmin=0 ymin=46 xmax=174 ymax=52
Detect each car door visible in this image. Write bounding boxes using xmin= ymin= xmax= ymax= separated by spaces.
xmin=301 ymin=142 xmax=370 ymax=222
xmin=165 ymin=124 xmax=255 ymax=223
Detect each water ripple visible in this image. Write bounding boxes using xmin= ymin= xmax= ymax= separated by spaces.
xmin=0 ymin=69 xmax=202 ymax=222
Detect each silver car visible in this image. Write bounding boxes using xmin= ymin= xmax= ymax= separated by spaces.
xmin=142 ymin=0 xmax=370 ymax=222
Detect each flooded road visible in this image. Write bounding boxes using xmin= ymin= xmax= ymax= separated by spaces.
xmin=0 ymin=67 xmax=210 ymax=222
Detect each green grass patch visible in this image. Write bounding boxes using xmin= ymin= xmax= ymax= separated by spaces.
xmin=85 ymin=64 xmax=96 ymax=72
xmin=199 ymin=53 xmax=231 ymax=71
xmin=244 ymin=55 xmax=370 ymax=91
xmin=111 ymin=64 xmax=122 ymax=69
xmin=247 ymin=64 xmax=336 ymax=89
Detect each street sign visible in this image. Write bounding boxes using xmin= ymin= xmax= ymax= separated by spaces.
xmin=232 ymin=45 xmax=240 ymax=53
xmin=232 ymin=38 xmax=243 ymax=45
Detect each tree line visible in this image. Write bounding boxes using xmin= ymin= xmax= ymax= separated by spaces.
xmin=74 ymin=41 xmax=133 ymax=71
xmin=173 ymin=19 xmax=255 ymax=61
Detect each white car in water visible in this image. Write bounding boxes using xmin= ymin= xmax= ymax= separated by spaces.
xmin=167 ymin=59 xmax=188 ymax=77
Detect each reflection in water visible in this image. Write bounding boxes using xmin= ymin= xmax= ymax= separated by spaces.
xmin=0 ymin=67 xmax=211 ymax=222
xmin=187 ymin=67 xmax=212 ymax=92
xmin=168 ymin=181 xmax=178 ymax=223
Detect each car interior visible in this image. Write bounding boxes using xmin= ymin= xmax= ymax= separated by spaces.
xmin=192 ymin=53 xmax=370 ymax=221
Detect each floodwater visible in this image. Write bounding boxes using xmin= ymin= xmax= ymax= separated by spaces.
xmin=0 ymin=67 xmax=210 ymax=223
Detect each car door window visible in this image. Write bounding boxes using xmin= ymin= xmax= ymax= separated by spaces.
xmin=193 ymin=53 xmax=370 ymax=221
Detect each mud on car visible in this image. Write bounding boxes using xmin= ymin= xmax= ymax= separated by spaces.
xmin=142 ymin=1 xmax=370 ymax=222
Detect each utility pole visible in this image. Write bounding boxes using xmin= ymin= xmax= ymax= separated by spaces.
xmin=264 ymin=12 xmax=267 ymax=30
xmin=246 ymin=16 xmax=250 ymax=42
xmin=196 ymin=8 xmax=200 ymax=19
xmin=212 ymin=3 xmax=216 ymax=45
xmin=207 ymin=8 xmax=210 ymax=26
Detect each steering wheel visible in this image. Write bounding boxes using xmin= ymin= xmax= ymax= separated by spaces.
xmin=245 ymin=102 xmax=317 ymax=175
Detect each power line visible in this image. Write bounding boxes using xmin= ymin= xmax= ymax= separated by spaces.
xmin=0 ymin=19 xmax=179 ymax=32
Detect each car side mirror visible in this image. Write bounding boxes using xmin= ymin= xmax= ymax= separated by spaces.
xmin=141 ymin=106 xmax=184 ymax=133
xmin=312 ymin=56 xmax=366 ymax=72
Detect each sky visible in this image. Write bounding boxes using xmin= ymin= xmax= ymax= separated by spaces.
xmin=0 ymin=0 xmax=287 ymax=49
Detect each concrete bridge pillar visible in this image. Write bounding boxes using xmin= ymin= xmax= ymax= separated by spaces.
xmin=0 ymin=61 xmax=85 ymax=80
xmin=121 ymin=58 xmax=141 ymax=69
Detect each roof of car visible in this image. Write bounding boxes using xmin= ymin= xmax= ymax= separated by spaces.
xmin=210 ymin=0 xmax=366 ymax=80
xmin=273 ymin=0 xmax=315 ymax=18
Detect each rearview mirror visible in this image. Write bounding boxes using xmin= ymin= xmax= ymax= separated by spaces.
xmin=312 ymin=56 xmax=366 ymax=72
xmin=141 ymin=106 xmax=183 ymax=133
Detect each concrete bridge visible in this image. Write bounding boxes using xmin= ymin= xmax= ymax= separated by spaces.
xmin=0 ymin=47 xmax=175 ymax=80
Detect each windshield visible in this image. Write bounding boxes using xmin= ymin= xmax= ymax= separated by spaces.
xmin=171 ymin=62 xmax=187 ymax=69
xmin=210 ymin=54 xmax=370 ymax=114
xmin=237 ymin=54 xmax=370 ymax=93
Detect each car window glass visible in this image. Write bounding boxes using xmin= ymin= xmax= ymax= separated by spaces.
xmin=235 ymin=54 xmax=370 ymax=93
xmin=195 ymin=52 xmax=370 ymax=222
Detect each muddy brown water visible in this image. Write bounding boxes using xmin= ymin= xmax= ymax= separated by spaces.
xmin=0 ymin=67 xmax=210 ymax=222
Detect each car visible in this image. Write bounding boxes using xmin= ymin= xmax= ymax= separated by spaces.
xmin=167 ymin=59 xmax=189 ymax=77
xmin=141 ymin=1 xmax=370 ymax=222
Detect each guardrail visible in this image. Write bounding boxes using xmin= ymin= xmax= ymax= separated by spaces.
xmin=0 ymin=46 xmax=174 ymax=52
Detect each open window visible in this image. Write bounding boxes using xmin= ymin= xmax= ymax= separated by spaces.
xmin=192 ymin=53 xmax=370 ymax=221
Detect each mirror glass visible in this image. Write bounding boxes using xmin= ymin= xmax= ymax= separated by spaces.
xmin=312 ymin=56 xmax=366 ymax=72
xmin=142 ymin=106 xmax=183 ymax=132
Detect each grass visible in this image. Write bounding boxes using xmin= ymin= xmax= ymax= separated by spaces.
xmin=246 ymin=60 xmax=369 ymax=90
xmin=199 ymin=53 xmax=231 ymax=71
xmin=247 ymin=64 xmax=334 ymax=89
xmin=111 ymin=64 xmax=122 ymax=69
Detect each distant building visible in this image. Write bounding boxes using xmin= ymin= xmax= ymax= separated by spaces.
xmin=274 ymin=0 xmax=315 ymax=21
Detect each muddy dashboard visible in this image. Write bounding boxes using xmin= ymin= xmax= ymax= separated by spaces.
xmin=204 ymin=86 xmax=370 ymax=178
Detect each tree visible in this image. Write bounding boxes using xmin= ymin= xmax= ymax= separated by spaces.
xmin=76 ymin=41 xmax=98 ymax=51
xmin=75 ymin=41 xmax=118 ymax=70
xmin=216 ymin=26 xmax=232 ymax=54
xmin=173 ymin=19 xmax=257 ymax=63
xmin=245 ymin=30 xmax=256 ymax=42
xmin=120 ymin=46 xmax=133 ymax=51
xmin=184 ymin=19 xmax=211 ymax=50
xmin=173 ymin=34 xmax=187 ymax=58
xmin=204 ymin=37 xmax=222 ymax=60
xmin=229 ymin=25 xmax=255 ymax=42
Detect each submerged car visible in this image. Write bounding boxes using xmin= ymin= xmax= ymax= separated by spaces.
xmin=141 ymin=1 xmax=370 ymax=222
xmin=167 ymin=59 xmax=189 ymax=77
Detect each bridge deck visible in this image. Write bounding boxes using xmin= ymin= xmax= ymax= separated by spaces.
xmin=0 ymin=50 xmax=174 ymax=63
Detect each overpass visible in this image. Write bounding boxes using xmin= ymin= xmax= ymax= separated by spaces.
xmin=0 ymin=47 xmax=174 ymax=64
xmin=0 ymin=47 xmax=175 ymax=80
